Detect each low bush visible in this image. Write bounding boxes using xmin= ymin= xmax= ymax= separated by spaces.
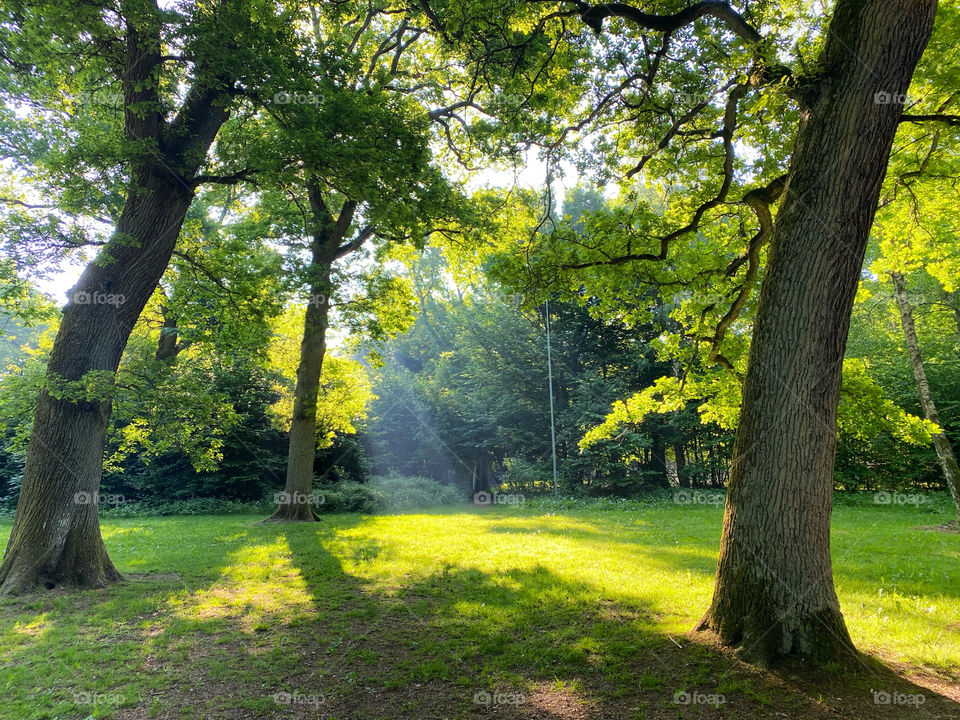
xmin=367 ymin=473 xmax=463 ymax=511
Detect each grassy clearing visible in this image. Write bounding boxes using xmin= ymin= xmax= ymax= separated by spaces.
xmin=1 ymin=497 xmax=958 ymax=719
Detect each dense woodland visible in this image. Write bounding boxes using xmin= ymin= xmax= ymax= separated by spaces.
xmin=0 ymin=0 xmax=959 ymax=673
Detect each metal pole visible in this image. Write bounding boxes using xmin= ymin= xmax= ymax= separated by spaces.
xmin=545 ymin=300 xmax=559 ymax=495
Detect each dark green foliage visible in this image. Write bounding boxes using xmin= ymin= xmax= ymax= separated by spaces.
xmin=364 ymin=259 xmax=733 ymax=497
xmin=101 ymin=360 xmax=289 ymax=502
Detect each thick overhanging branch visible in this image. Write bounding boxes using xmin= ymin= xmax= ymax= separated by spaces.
xmin=699 ymin=173 xmax=788 ymax=369
xmin=190 ymin=168 xmax=256 ymax=188
xmin=334 ymin=226 xmax=376 ymax=260
xmin=575 ymin=1 xmax=762 ymax=44
xmin=724 ymin=173 xmax=788 ymax=276
xmin=428 ymin=99 xmax=486 ymax=120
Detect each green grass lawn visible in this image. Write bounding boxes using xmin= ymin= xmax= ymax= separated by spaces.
xmin=1 ymin=497 xmax=958 ymax=719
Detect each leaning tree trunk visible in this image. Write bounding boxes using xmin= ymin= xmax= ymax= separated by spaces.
xmin=0 ymin=11 xmax=233 ymax=592
xmin=0 ymin=175 xmax=201 ymax=592
xmin=267 ymin=265 xmax=332 ymax=522
xmin=266 ymin=181 xmax=369 ymax=522
xmin=891 ymin=272 xmax=960 ymax=517
xmin=697 ymin=0 xmax=937 ymax=664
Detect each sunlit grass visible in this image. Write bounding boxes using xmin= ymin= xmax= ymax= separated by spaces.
xmin=0 ymin=499 xmax=957 ymax=718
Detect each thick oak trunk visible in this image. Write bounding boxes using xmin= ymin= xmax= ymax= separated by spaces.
xmin=891 ymin=272 xmax=960 ymax=517
xmin=0 ymin=177 xmax=197 ymax=592
xmin=697 ymin=0 xmax=937 ymax=664
xmin=0 ymin=9 xmax=232 ymax=591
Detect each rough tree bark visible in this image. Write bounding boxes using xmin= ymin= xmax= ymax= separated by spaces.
xmin=891 ymin=272 xmax=960 ymax=517
xmin=697 ymin=0 xmax=938 ymax=664
xmin=0 ymin=15 xmax=232 ymax=593
xmin=267 ymin=181 xmax=368 ymax=522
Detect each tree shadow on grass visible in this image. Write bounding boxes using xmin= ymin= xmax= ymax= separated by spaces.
xmin=4 ymin=513 xmax=957 ymax=720
xmin=280 ymin=522 xmax=960 ymax=720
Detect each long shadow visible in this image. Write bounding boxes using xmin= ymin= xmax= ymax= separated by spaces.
xmin=483 ymin=511 xmax=960 ymax=684
xmin=0 ymin=513 xmax=366 ymax=719
xmin=279 ymin=519 xmax=960 ymax=720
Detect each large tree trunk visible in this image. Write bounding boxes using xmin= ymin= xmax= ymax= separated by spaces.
xmin=0 ymin=12 xmax=232 ymax=593
xmin=891 ymin=272 xmax=960 ymax=517
xmin=697 ymin=0 xmax=937 ymax=664
xmin=0 ymin=178 xmax=199 ymax=592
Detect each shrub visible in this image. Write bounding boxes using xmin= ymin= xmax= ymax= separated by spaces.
xmin=367 ymin=473 xmax=463 ymax=511
xmin=314 ymin=481 xmax=380 ymax=514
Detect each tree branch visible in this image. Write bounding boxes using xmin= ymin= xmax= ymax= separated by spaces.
xmin=576 ymin=1 xmax=762 ymax=44
xmin=900 ymin=113 xmax=960 ymax=127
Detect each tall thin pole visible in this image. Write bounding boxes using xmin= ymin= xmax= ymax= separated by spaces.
xmin=545 ymin=300 xmax=559 ymax=495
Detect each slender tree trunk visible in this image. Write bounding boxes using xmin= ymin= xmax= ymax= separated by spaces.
xmin=948 ymin=290 xmax=960 ymax=339
xmin=267 ymin=224 xmax=333 ymax=521
xmin=156 ymin=302 xmax=181 ymax=362
xmin=267 ymin=266 xmax=331 ymax=522
xmin=675 ymin=440 xmax=688 ymax=488
xmin=647 ymin=431 xmax=669 ymax=487
xmin=891 ymin=272 xmax=960 ymax=517
xmin=698 ymin=0 xmax=937 ymax=664
xmin=267 ymin=180 xmax=365 ymax=522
